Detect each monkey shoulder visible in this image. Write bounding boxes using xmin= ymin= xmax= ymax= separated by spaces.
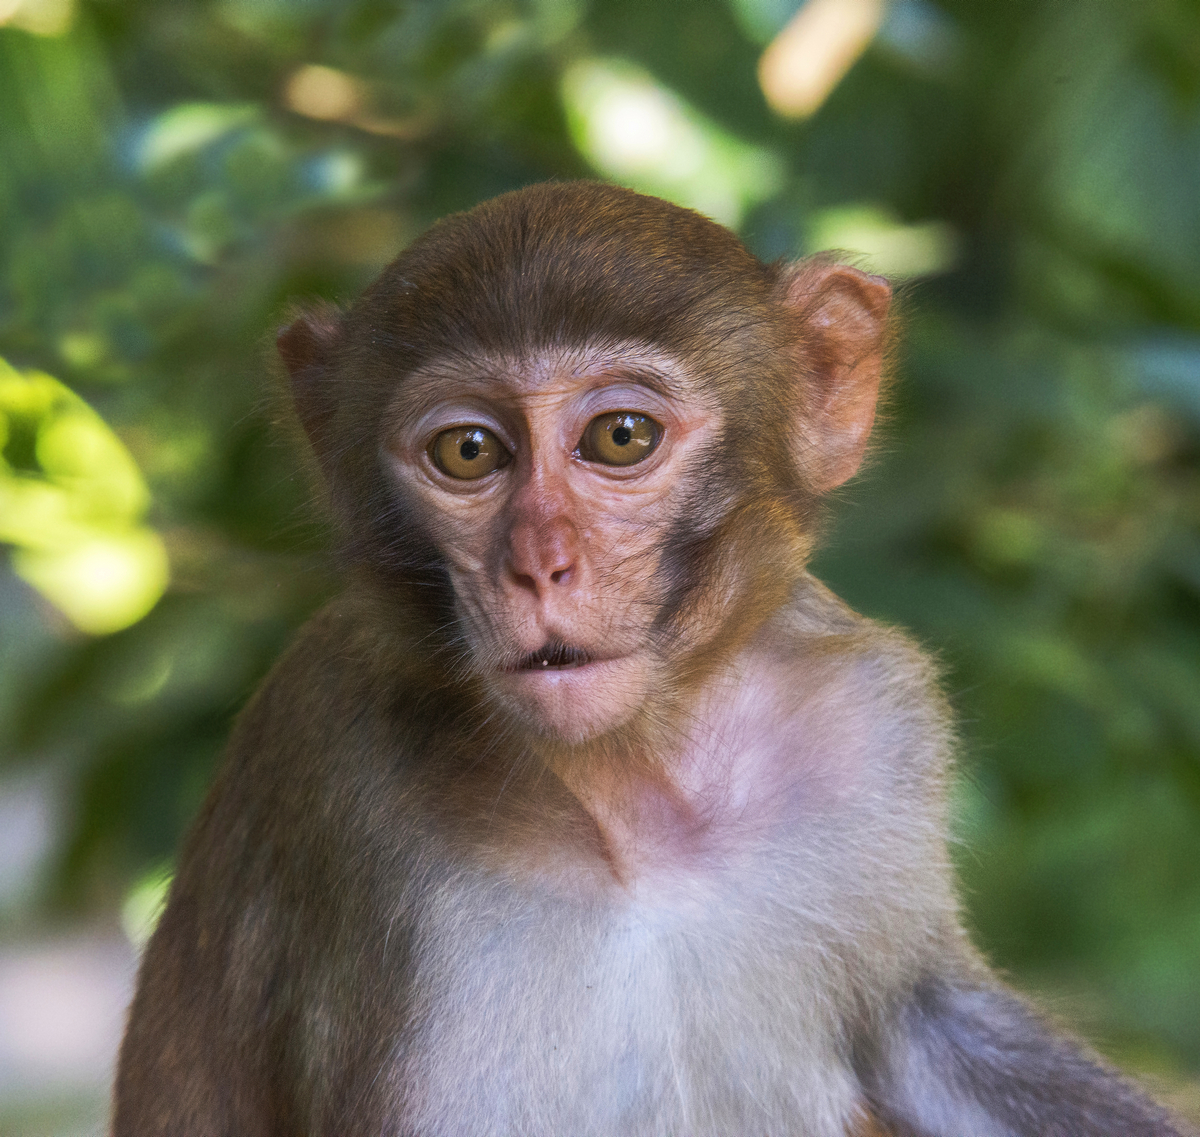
xmin=220 ymin=595 xmax=444 ymax=785
xmin=135 ymin=597 xmax=444 ymax=1046
xmin=667 ymin=579 xmax=964 ymax=1006
xmin=766 ymin=574 xmax=953 ymax=778
xmin=168 ymin=596 xmax=443 ymax=918
xmin=735 ymin=578 xmax=959 ymax=924
xmin=700 ymin=575 xmax=956 ymax=856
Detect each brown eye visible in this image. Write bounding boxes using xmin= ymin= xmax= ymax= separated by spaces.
xmin=579 ymin=412 xmax=660 ymax=467
xmin=431 ymin=427 xmax=510 ymax=480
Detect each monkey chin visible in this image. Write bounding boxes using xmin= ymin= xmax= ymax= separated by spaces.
xmin=490 ymin=653 xmax=653 ymax=743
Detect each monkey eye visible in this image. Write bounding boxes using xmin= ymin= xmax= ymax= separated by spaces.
xmin=430 ymin=426 xmax=511 ymax=480
xmin=578 ymin=412 xmax=661 ymax=467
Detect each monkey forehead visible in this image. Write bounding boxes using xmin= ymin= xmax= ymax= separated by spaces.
xmin=387 ymin=342 xmax=723 ymax=414
xmin=357 ymin=182 xmax=775 ymax=345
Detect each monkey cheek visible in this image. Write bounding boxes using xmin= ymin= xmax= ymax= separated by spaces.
xmin=489 ymin=654 xmax=653 ymax=743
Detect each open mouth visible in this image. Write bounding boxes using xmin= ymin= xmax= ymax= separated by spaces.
xmin=511 ymin=642 xmax=593 ymax=671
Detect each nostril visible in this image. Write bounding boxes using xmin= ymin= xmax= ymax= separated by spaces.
xmin=511 ymin=571 xmax=539 ymax=595
xmin=550 ymin=567 xmax=571 ymax=585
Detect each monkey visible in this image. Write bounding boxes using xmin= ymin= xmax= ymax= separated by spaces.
xmin=112 ymin=181 xmax=1190 ymax=1137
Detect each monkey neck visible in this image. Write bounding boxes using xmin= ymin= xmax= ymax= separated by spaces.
xmin=529 ymin=594 xmax=855 ymax=890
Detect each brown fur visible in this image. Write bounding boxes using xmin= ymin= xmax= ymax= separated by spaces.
xmin=113 ymin=183 xmax=1187 ymax=1137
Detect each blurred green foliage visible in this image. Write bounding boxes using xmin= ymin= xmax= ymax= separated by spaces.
xmin=1 ymin=0 xmax=1197 ymax=1086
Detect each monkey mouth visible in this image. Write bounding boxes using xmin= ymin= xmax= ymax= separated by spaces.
xmin=511 ymin=642 xmax=593 ymax=671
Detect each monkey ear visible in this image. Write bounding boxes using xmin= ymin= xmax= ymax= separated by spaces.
xmin=277 ymin=305 xmax=342 ymax=462
xmin=783 ymin=259 xmax=891 ymax=492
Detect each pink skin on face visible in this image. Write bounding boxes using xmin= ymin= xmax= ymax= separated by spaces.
xmin=385 ymin=344 xmax=720 ymax=743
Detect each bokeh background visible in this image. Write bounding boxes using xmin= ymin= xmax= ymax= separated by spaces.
xmin=1 ymin=0 xmax=1198 ymax=1131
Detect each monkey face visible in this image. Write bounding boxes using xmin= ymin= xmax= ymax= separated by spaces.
xmin=277 ymin=186 xmax=891 ymax=750
xmin=383 ymin=344 xmax=722 ymax=742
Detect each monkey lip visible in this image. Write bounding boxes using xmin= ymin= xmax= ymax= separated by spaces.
xmin=510 ymin=642 xmax=594 ymax=671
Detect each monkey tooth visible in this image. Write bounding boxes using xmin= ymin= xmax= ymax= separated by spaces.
xmin=514 ymin=642 xmax=592 ymax=671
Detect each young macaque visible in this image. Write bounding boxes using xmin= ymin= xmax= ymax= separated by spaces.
xmin=113 ymin=182 xmax=1188 ymax=1136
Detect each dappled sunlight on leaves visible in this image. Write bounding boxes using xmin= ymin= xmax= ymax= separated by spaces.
xmin=119 ymin=863 xmax=171 ymax=950
xmin=0 ymin=0 xmax=73 ymax=37
xmin=807 ymin=202 xmax=958 ymax=278
xmin=562 ymin=58 xmax=783 ymax=227
xmin=0 ymin=361 xmax=168 ymax=635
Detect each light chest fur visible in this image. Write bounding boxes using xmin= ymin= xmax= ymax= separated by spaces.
xmin=273 ymin=592 xmax=957 ymax=1136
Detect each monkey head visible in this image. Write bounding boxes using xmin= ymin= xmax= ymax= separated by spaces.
xmin=277 ymin=183 xmax=890 ymax=745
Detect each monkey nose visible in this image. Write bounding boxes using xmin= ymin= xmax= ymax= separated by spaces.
xmin=506 ymin=516 xmax=580 ymax=597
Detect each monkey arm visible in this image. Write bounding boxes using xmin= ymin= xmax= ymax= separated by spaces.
xmin=858 ymin=976 xmax=1188 ymax=1137
xmin=113 ymin=606 xmax=396 ymax=1135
